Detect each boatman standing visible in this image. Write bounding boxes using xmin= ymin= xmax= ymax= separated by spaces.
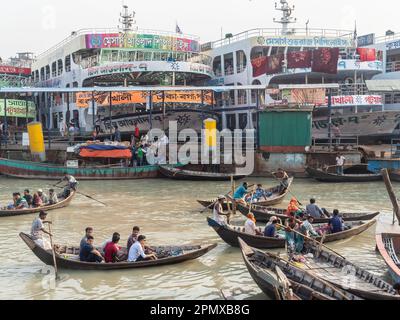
xmin=30 ymin=210 xmax=52 ymax=250
xmin=336 ymin=153 xmax=346 ymax=176
xmin=59 ymin=173 xmax=78 ymax=191
xmin=273 ymin=168 xmax=290 ymax=193
xmin=213 ymin=196 xmax=231 ymax=225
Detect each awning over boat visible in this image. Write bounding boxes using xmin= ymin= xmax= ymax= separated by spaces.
xmin=365 ymin=80 xmax=400 ymax=92
xmin=79 ymin=148 xmax=132 ymax=159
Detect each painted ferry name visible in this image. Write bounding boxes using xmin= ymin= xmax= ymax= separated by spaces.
xmin=257 ymin=36 xmax=353 ymax=48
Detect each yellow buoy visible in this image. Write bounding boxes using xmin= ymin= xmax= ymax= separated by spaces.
xmin=204 ymin=118 xmax=217 ymax=149
xmin=27 ymin=122 xmax=46 ymax=161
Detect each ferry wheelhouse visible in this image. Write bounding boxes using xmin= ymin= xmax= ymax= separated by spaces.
xmin=30 ymin=6 xmax=214 ymax=135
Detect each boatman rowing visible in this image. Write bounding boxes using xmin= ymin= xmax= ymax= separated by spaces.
xmin=213 ymin=196 xmax=231 ymax=225
xmin=56 ymin=173 xmax=78 ymax=191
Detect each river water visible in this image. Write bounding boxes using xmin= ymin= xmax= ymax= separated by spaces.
xmin=0 ymin=176 xmax=397 ymax=300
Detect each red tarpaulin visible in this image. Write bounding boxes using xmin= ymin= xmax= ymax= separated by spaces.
xmin=0 ymin=65 xmax=31 ymax=75
xmin=79 ymin=149 xmax=132 ymax=159
xmin=266 ymin=54 xmax=284 ymax=75
xmin=251 ymin=56 xmax=268 ymax=77
xmin=357 ymin=48 xmax=376 ymax=62
xmin=287 ymin=50 xmax=312 ymax=69
xmin=312 ymin=48 xmax=340 ymax=74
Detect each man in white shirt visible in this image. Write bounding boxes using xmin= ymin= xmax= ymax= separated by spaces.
xmin=244 ymin=213 xmax=263 ymax=236
xmin=31 ymin=211 xmax=52 ymax=250
xmin=336 ymin=153 xmax=346 ymax=176
xmin=213 ymin=196 xmax=230 ymax=225
xmin=128 ymin=235 xmax=157 ymax=262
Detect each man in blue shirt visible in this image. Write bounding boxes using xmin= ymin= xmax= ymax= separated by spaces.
xmin=264 ymin=219 xmax=279 ymax=238
xmin=329 ymin=209 xmax=344 ymax=234
xmin=233 ymin=182 xmax=249 ymax=201
xmin=80 ymin=236 xmax=103 ymax=263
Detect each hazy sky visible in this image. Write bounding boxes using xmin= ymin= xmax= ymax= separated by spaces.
xmin=0 ymin=0 xmax=394 ymax=59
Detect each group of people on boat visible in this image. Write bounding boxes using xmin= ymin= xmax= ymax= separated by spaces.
xmin=79 ymin=226 xmax=158 ymax=264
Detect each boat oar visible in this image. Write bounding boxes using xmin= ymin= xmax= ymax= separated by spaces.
xmin=51 ymin=185 xmax=107 ymax=206
xmin=277 ymin=223 xmax=346 ymax=260
xmin=48 ymin=223 xmax=59 ymax=281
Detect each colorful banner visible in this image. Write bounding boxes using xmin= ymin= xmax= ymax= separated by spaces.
xmin=282 ymin=88 xmax=326 ymax=105
xmin=251 ymin=56 xmax=267 ymax=77
xmin=287 ymin=51 xmax=312 ymax=69
xmin=0 ymin=99 xmax=36 ymax=118
xmin=85 ymin=33 xmax=200 ymax=52
xmin=312 ymin=48 xmax=340 ymax=74
xmin=266 ymin=54 xmax=284 ymax=75
xmin=321 ymin=95 xmax=383 ymax=107
xmin=255 ymin=36 xmax=353 ymax=48
xmin=0 ymin=66 xmax=31 ymax=76
xmin=76 ymin=91 xmax=213 ymax=108
xmin=357 ymin=48 xmax=376 ymax=62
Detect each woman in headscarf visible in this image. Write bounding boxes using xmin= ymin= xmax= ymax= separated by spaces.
xmin=244 ymin=213 xmax=263 ymax=236
xmin=286 ymin=197 xmax=303 ymax=217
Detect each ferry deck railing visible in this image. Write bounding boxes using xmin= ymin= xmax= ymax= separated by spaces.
xmin=312 ymin=136 xmax=359 ymax=151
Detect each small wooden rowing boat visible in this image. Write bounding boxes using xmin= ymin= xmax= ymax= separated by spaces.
xmin=197 ymin=178 xmax=294 ymax=208
xmin=389 ymin=171 xmax=400 ymax=182
xmin=306 ymin=165 xmax=382 ymax=183
xmin=238 ymin=238 xmax=359 ymax=300
xmin=376 ymin=233 xmax=400 ymax=284
xmin=0 ymin=158 xmax=162 ymax=180
xmin=207 ymin=217 xmax=376 ymax=249
xmin=236 ymin=203 xmax=380 ymax=224
xmin=159 ymin=166 xmax=246 ymax=181
xmin=299 ymin=240 xmax=400 ymax=300
xmin=0 ymin=190 xmax=76 ymax=218
xmin=19 ymin=232 xmax=217 ymax=271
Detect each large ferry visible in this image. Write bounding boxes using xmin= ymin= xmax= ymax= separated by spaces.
xmin=30 ymin=5 xmax=216 ymax=135
xmin=202 ymin=0 xmax=400 ymax=141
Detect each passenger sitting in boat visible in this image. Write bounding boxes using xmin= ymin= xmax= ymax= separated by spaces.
xmin=329 ymin=210 xmax=344 ymax=234
xmin=264 ymin=219 xmax=280 ymax=238
xmin=79 ymin=236 xmax=104 ymax=263
xmin=37 ymin=189 xmax=48 ymax=205
xmin=13 ymin=192 xmax=29 ymax=209
xmin=245 ymin=213 xmax=263 ymax=236
xmin=213 ymin=196 xmax=230 ymax=225
xmin=48 ymin=189 xmax=59 ymax=205
xmin=104 ymin=233 xmax=122 ymax=263
xmin=249 ymin=184 xmax=272 ymax=203
xmin=128 ymin=235 xmax=158 ymax=262
xmin=306 ymin=198 xmax=326 ymax=219
xmin=31 ymin=211 xmax=52 ymax=250
xmin=301 ymin=216 xmax=320 ymax=238
xmin=80 ymin=227 xmax=94 ymax=251
xmin=127 ymin=226 xmax=141 ymax=252
xmin=287 ymin=198 xmax=302 ymax=217
xmin=32 ymin=193 xmax=43 ymax=208
xmin=23 ymin=189 xmax=33 ymax=208
xmin=233 ymin=182 xmax=249 ymax=204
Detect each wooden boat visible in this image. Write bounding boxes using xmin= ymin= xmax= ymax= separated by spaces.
xmin=159 ymin=166 xmax=246 ymax=181
xmin=236 ymin=203 xmax=380 ymax=224
xmin=298 ymin=240 xmax=400 ymax=300
xmin=0 ymin=158 xmax=164 ymax=180
xmin=197 ymin=178 xmax=294 ymax=208
xmin=238 ymin=238 xmax=359 ymax=300
xmin=19 ymin=232 xmax=217 ymax=271
xmin=207 ymin=217 xmax=376 ymax=249
xmin=0 ymin=190 xmax=76 ymax=217
xmin=306 ymin=165 xmax=382 ymax=183
xmin=376 ymin=233 xmax=400 ymax=284
xmin=389 ymin=171 xmax=400 ymax=182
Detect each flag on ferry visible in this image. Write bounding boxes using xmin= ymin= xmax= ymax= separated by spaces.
xmin=357 ymin=48 xmax=376 ymax=62
xmin=266 ymin=54 xmax=284 ymax=75
xmin=176 ymin=24 xmax=183 ymax=34
xmin=312 ymin=48 xmax=339 ymax=74
xmin=287 ymin=50 xmax=312 ymax=69
xmin=251 ymin=56 xmax=268 ymax=77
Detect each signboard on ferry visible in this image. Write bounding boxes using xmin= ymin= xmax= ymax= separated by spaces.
xmin=320 ymin=95 xmax=383 ymax=107
xmin=387 ymin=40 xmax=400 ymax=51
xmin=0 ymin=100 xmax=36 ymax=118
xmin=85 ymin=33 xmax=200 ymax=53
xmin=255 ymin=36 xmax=354 ymax=48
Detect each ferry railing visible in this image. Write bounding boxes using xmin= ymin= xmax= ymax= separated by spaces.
xmin=312 ymin=136 xmax=359 ymax=151
xmin=386 ymin=61 xmax=400 ymax=73
xmin=211 ymin=28 xmax=354 ymax=49
xmin=374 ymin=33 xmax=400 ymax=45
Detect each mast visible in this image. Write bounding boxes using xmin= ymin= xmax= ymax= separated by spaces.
xmin=118 ymin=5 xmax=137 ymax=33
xmin=273 ymin=0 xmax=297 ymax=35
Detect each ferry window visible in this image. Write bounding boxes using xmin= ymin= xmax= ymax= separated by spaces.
xmin=72 ymin=110 xmax=80 ymax=129
xmin=223 ymin=84 xmax=235 ymax=106
xmin=236 ymin=50 xmax=247 ymax=73
xmin=51 ymin=62 xmax=57 ymax=78
xmin=129 ymin=51 xmax=137 ymax=62
xmin=237 ymin=83 xmax=247 ymax=105
xmin=153 ymin=52 xmax=161 ymax=61
xmin=72 ymin=82 xmax=78 ymax=103
xmin=45 ymin=65 xmax=50 ymax=80
xmin=120 ymin=51 xmax=129 ymax=62
xmin=40 ymin=68 xmax=44 ymax=81
xmin=239 ymin=113 xmax=248 ymax=130
xmin=224 ymin=53 xmax=234 ymax=75
xmin=111 ymin=50 xmax=119 ymax=62
xmin=213 ymin=56 xmax=222 ymax=76
xmin=385 ymin=94 xmax=393 ymax=104
xmin=226 ymin=114 xmax=236 ymax=131
xmin=35 ymin=70 xmax=39 ymax=82
xmin=250 ymin=47 xmax=269 ymax=60
xmin=287 ymin=47 xmax=301 ymax=53
xmin=65 ymin=55 xmax=71 ymax=72
xmin=137 ymin=51 xmax=145 ymax=61
xmin=251 ymin=80 xmax=261 ymax=104
xmin=394 ymin=94 xmax=400 ymax=104
xmin=57 ymin=59 xmax=63 ymax=76
xmin=144 ymin=52 xmax=153 ymax=61
xmin=270 ymin=47 xmax=279 ymax=55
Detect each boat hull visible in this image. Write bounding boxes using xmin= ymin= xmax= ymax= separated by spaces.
xmin=306 ymin=166 xmax=382 ymax=183
xmin=159 ymin=166 xmax=246 ymax=181
xmin=0 ymin=158 xmax=160 ymax=180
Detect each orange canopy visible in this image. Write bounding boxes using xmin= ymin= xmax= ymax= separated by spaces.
xmin=79 ymin=149 xmax=132 ymax=159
